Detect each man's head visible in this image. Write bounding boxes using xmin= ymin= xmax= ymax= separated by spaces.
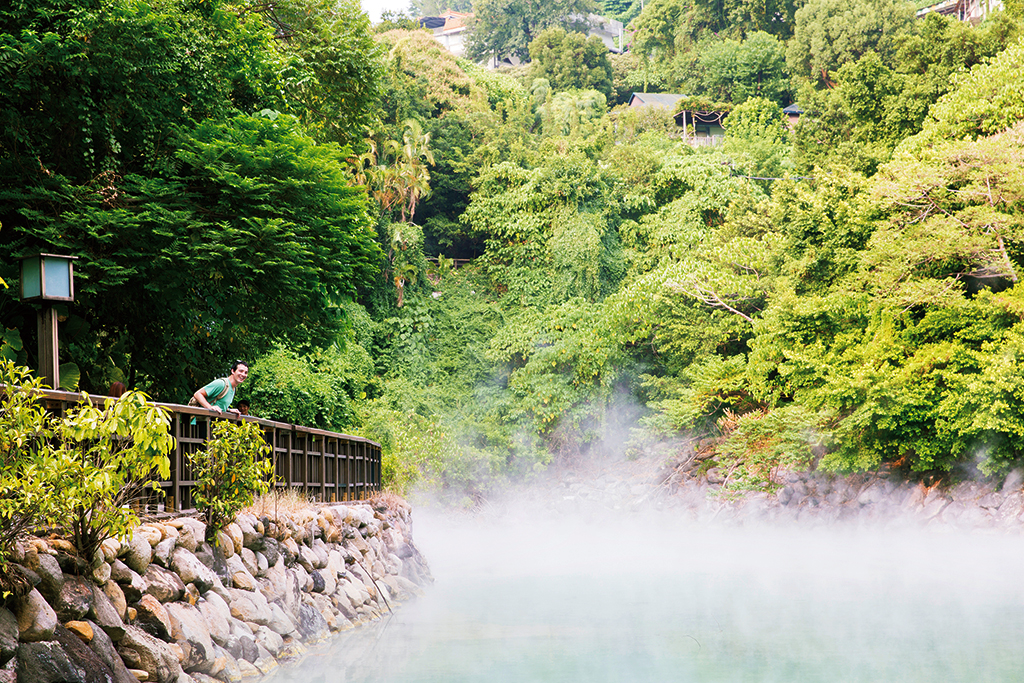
xmin=236 ymin=399 xmax=250 ymax=416
xmin=229 ymin=361 xmax=249 ymax=387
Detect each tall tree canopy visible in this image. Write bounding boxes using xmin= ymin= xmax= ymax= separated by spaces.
xmin=465 ymin=0 xmax=598 ymax=62
xmin=528 ymin=27 xmax=614 ymax=100
xmin=0 ymin=0 xmax=382 ymax=398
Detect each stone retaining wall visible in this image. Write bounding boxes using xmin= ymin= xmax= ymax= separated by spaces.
xmin=0 ymin=497 xmax=432 ymax=683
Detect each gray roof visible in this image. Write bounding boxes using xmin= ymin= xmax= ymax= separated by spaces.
xmin=628 ymin=93 xmax=686 ymax=108
xmin=782 ymin=104 xmax=803 ymax=115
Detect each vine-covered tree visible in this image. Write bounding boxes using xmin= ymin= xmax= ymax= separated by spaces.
xmin=528 ymin=27 xmax=614 ymax=100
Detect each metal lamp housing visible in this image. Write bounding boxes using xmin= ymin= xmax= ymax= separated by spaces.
xmin=20 ymin=253 xmax=77 ymax=302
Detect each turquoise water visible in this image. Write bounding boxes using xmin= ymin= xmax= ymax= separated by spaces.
xmin=266 ymin=512 xmax=1024 ymax=683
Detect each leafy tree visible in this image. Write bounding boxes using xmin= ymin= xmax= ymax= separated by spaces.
xmin=910 ymin=36 xmax=1024 ymax=145
xmin=465 ymin=0 xmax=598 ymax=62
xmin=722 ymin=96 xmax=791 ymax=187
xmin=266 ymin=0 xmax=384 ymax=149
xmin=786 ymin=0 xmax=914 ymax=86
xmin=696 ymin=32 xmax=790 ymax=105
xmin=528 ymin=27 xmax=614 ymax=100
xmin=190 ymin=420 xmax=273 ymax=543
xmin=2 ymin=113 xmax=381 ymax=400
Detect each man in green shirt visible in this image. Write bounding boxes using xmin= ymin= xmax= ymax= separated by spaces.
xmin=192 ymin=360 xmax=248 ymax=415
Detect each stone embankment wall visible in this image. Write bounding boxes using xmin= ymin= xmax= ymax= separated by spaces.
xmin=0 ymin=497 xmax=432 ymax=683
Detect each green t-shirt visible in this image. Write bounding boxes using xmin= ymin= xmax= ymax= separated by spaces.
xmin=201 ymin=377 xmax=234 ymax=411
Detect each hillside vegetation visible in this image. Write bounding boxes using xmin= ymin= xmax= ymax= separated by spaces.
xmin=3 ymin=0 xmax=1024 ymax=502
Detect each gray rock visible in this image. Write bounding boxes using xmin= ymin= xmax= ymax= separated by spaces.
xmin=172 ymin=519 xmax=204 ymax=553
xmin=153 ymin=536 xmax=178 ymax=567
xmin=309 ymin=570 xmax=326 ymax=593
xmin=255 ymin=552 xmax=269 ymax=576
xmin=193 ymin=543 xmax=231 ymax=585
xmin=125 ymin=531 xmax=153 ymax=575
xmin=15 ymin=587 xmax=58 ymax=642
xmin=296 ymin=602 xmax=329 ymax=643
xmin=196 ymin=593 xmax=232 ymax=647
xmin=118 ymin=565 xmax=146 ymax=604
xmin=165 ymin=603 xmax=215 ymax=673
xmin=259 ymin=538 xmax=280 ymax=567
xmin=54 ymin=622 xmax=130 ymax=683
xmin=1001 ymin=469 xmax=1024 ymax=494
xmin=117 ymin=625 xmax=186 ymax=683
xmin=0 ymin=609 xmax=17 ymax=667
xmin=142 ymin=563 xmax=186 ymax=603
xmin=171 ymin=547 xmax=221 ymax=594
xmin=16 ymin=640 xmax=88 ymax=683
xmin=212 ymin=642 xmax=242 ymax=683
xmin=84 ymin=619 xmax=137 ymax=683
xmin=55 ymin=576 xmax=95 ymax=623
xmin=27 ymin=552 xmax=64 ymax=604
xmin=109 ymin=558 xmax=134 ymax=584
xmin=264 ymin=603 xmax=297 ymax=637
xmin=221 ymin=618 xmax=257 ymax=663
xmin=239 ymin=548 xmax=258 ymax=578
xmin=89 ymin=582 xmax=126 ymax=642
xmin=252 ymin=626 xmax=284 ymax=657
xmin=225 ymin=587 xmax=271 ymax=626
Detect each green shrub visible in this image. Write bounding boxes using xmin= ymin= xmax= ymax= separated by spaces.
xmin=55 ymin=389 xmax=175 ymax=558
xmin=190 ymin=420 xmax=273 ymax=542
xmin=0 ymin=362 xmax=62 ymax=573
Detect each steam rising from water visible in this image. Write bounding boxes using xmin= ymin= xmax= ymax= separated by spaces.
xmin=267 ymin=498 xmax=1024 ymax=683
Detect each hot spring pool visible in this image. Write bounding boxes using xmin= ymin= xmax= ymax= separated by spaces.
xmin=264 ymin=509 xmax=1024 ymax=683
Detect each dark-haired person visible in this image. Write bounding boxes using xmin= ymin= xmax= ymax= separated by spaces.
xmin=192 ymin=361 xmax=248 ymax=415
xmin=236 ymin=399 xmax=251 ymax=417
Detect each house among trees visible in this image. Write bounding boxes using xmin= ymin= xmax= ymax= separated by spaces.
xmin=419 ymin=10 xmax=472 ymax=57
xmin=628 ymin=93 xmax=686 ymax=109
xmin=673 ymin=98 xmax=731 ymax=145
xmin=783 ymin=103 xmax=803 ymax=129
xmin=915 ymin=0 xmax=1003 ymax=23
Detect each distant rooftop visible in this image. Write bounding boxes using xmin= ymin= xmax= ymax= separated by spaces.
xmin=627 ymin=93 xmax=686 ymax=108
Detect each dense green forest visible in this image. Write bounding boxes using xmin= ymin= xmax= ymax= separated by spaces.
xmin=3 ymin=0 xmax=1024 ymax=502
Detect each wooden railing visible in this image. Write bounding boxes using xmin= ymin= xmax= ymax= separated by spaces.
xmin=26 ymin=389 xmax=382 ymax=513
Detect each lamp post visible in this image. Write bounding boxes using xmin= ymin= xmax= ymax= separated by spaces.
xmin=19 ymin=254 xmax=77 ymax=390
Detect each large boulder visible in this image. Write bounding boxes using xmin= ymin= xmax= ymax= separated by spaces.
xmin=166 ymin=518 xmax=204 ymax=553
xmin=153 ymin=536 xmax=178 ymax=568
xmin=134 ymin=594 xmax=173 ymax=640
xmin=102 ymin=580 xmax=128 ymax=623
xmin=26 ymin=552 xmax=64 ymax=604
xmin=224 ymin=523 xmax=244 ymax=556
xmin=55 ymin=575 xmax=94 ymax=623
xmin=142 ymin=564 xmax=186 ymax=603
xmin=252 ymin=626 xmax=284 ymax=657
xmin=265 ymin=603 xmax=298 ymax=638
xmin=89 ymin=582 xmax=126 ymax=642
xmin=171 ymin=548 xmax=221 ymax=594
xmin=0 ymin=609 xmax=18 ymax=667
xmin=225 ymin=587 xmax=271 ymax=626
xmin=196 ymin=594 xmax=231 ymax=647
xmin=117 ymin=625 xmax=186 ymax=683
xmin=165 ymin=603 xmax=215 ymax=673
xmin=15 ymin=587 xmax=58 ymax=642
xmin=124 ymin=530 xmax=153 ymax=575
xmin=53 ymin=623 xmax=129 ymax=683
xmin=84 ymin=620 xmax=137 ymax=683
xmin=16 ymin=640 xmax=87 ymax=683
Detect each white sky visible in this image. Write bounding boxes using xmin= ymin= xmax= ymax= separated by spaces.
xmin=360 ymin=0 xmax=413 ymax=22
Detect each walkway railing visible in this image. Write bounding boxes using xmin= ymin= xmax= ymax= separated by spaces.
xmin=27 ymin=389 xmax=382 ymax=513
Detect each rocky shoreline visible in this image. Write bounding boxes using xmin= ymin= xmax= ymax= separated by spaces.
xmin=498 ymin=448 xmax=1024 ymax=533
xmin=1 ymin=495 xmax=432 ymax=683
